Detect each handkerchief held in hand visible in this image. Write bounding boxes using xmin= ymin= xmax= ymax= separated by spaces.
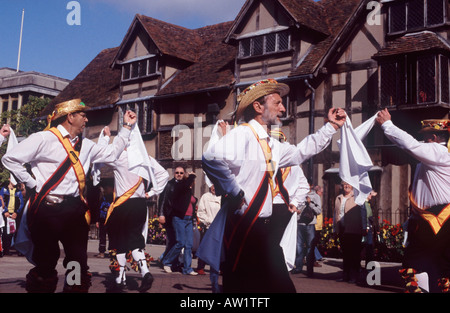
xmin=127 ymin=124 xmax=157 ymax=192
xmin=7 ymin=128 xmax=19 ymax=185
xmin=92 ymin=127 xmax=107 ymax=186
xmin=338 ymin=113 xmax=378 ymax=206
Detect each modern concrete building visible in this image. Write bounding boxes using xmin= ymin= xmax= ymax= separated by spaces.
xmin=0 ymin=67 xmax=69 ymax=116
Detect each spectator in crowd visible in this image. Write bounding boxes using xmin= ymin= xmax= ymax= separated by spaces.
xmin=362 ymin=190 xmax=377 ymax=268
xmin=196 ymin=184 xmax=221 ymax=275
xmin=158 ymin=167 xmax=198 ymax=275
xmin=95 ymin=179 xmax=114 ymax=258
xmin=292 ymin=183 xmax=322 ymax=277
xmin=334 ymin=181 xmax=367 ymax=283
xmin=1 ymin=180 xmax=24 ymax=256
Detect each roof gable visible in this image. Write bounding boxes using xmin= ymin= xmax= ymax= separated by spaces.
xmin=225 ymin=0 xmax=329 ymax=43
xmin=112 ymin=14 xmax=204 ymax=66
xmin=290 ymin=0 xmax=366 ymax=77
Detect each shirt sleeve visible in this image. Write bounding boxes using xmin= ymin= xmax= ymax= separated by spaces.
xmin=381 ymin=120 xmax=450 ymax=166
xmin=202 ymin=127 xmax=248 ymax=197
xmin=90 ymin=127 xmax=131 ymax=164
xmin=146 ymin=156 xmax=169 ymax=198
xmin=288 ymin=167 xmax=310 ymax=208
xmin=1 ymin=132 xmax=44 ymax=189
xmin=279 ymin=123 xmax=336 ymax=168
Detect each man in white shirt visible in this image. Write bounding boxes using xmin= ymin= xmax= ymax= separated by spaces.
xmin=376 ymin=109 xmax=450 ymax=293
xmin=201 ymin=78 xmax=346 ymax=293
xmin=98 ymin=126 xmax=169 ymax=292
xmin=2 ymin=99 xmax=137 ymax=293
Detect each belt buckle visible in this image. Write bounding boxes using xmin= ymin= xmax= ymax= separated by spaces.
xmin=45 ymin=195 xmax=64 ymax=204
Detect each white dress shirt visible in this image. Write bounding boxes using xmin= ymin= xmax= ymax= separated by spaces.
xmin=2 ymin=124 xmax=131 ymax=196
xmin=203 ymin=119 xmax=336 ymax=218
xmin=111 ymin=150 xmax=169 ymax=199
xmin=382 ymin=120 xmax=450 ymax=209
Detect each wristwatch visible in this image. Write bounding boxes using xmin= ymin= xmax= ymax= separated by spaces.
xmin=123 ymin=122 xmax=132 ymax=128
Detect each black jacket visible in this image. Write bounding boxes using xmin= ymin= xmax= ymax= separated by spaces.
xmin=158 ymin=174 xmax=196 ymax=220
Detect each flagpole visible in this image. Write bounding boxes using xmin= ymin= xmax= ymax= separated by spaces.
xmin=16 ymin=9 xmax=25 ymax=72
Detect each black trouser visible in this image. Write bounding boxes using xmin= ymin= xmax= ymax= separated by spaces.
xmin=106 ymin=198 xmax=147 ymax=254
xmin=29 ymin=197 xmax=89 ymax=278
xmin=340 ymin=233 xmax=363 ymax=280
xmin=222 ymin=205 xmax=296 ymax=293
xmin=403 ymin=207 xmax=450 ymax=293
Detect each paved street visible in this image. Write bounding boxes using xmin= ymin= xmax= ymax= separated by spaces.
xmin=0 ymin=239 xmax=404 ymax=295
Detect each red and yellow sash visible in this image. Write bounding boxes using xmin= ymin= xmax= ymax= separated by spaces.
xmin=243 ymin=123 xmax=277 ymax=198
xmin=410 ymin=192 xmax=450 ymax=235
xmin=105 ymin=177 xmax=143 ymax=224
xmin=49 ymin=128 xmax=90 ymax=224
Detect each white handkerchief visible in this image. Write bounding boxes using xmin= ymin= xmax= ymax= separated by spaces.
xmin=7 ymin=129 xmax=19 ymax=185
xmin=338 ymin=113 xmax=378 ymax=206
xmin=92 ymin=127 xmax=107 ymax=186
xmin=127 ymin=125 xmax=157 ymax=192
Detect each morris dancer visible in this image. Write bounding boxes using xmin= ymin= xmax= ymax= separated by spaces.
xmin=2 ymin=99 xmax=136 ymax=293
xmin=199 ymin=78 xmax=346 ymax=293
xmin=376 ymin=109 xmax=450 ymax=293
xmin=100 ymin=126 xmax=169 ymax=292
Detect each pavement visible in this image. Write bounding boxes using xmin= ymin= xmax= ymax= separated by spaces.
xmin=0 ymin=239 xmax=405 ymax=295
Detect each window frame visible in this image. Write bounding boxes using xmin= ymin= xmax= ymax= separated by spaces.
xmin=121 ymin=56 xmax=159 ymax=82
xmin=119 ymin=100 xmax=154 ymax=134
xmin=388 ymin=0 xmax=447 ymax=35
xmin=238 ymin=30 xmax=292 ymax=59
xmin=379 ymin=53 xmax=450 ymax=107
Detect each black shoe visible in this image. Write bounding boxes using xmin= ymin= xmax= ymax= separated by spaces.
xmin=139 ymin=272 xmax=154 ymax=293
xmin=290 ymin=268 xmax=302 ymax=274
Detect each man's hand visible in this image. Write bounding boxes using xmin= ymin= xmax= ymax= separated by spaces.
xmin=103 ymin=126 xmax=111 ymax=137
xmin=0 ymin=124 xmax=11 ymax=137
xmin=327 ymin=108 xmax=347 ymax=130
xmin=218 ymin=120 xmax=229 ymax=136
xmin=123 ymin=110 xmax=137 ymax=128
xmin=376 ymin=108 xmax=391 ymax=126
xmin=159 ymin=216 xmax=166 ymax=224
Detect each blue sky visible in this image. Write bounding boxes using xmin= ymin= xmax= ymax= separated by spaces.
xmin=0 ymin=0 xmax=246 ymax=80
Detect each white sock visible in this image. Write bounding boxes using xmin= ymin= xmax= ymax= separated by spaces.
xmin=116 ymin=253 xmax=127 ymax=284
xmin=132 ymin=248 xmax=149 ymax=277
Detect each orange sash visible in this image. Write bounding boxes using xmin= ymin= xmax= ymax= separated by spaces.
xmin=49 ymin=127 xmax=90 ymax=224
xmin=105 ymin=177 xmax=143 ymax=224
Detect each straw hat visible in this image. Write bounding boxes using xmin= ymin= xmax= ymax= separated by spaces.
xmin=235 ymin=79 xmax=289 ymax=122
xmin=44 ymin=99 xmax=88 ymax=130
xmin=419 ymin=119 xmax=450 ymax=133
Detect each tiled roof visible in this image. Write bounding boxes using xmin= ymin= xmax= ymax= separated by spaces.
xmin=43 ymin=47 xmax=121 ymax=115
xmin=279 ymin=0 xmax=329 ymax=35
xmin=156 ymin=22 xmax=236 ymax=96
xmin=290 ymin=0 xmax=363 ymax=77
xmin=137 ymin=15 xmax=202 ymax=63
xmin=372 ymin=31 xmax=450 ymax=59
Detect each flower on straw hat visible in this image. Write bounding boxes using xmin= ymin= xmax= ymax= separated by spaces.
xmin=419 ymin=119 xmax=450 ymax=133
xmin=44 ymin=99 xmax=88 ymax=130
xmin=235 ymin=79 xmax=289 ymax=122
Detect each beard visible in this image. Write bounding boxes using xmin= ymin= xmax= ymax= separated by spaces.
xmin=262 ymin=110 xmax=282 ymax=127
